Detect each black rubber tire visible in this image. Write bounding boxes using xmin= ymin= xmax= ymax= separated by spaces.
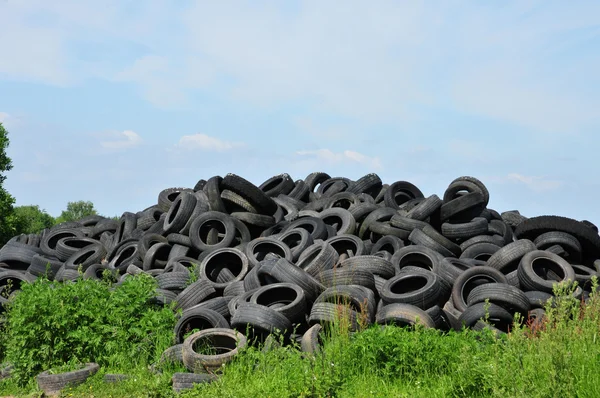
xmin=113 ymin=212 xmax=138 ymax=244
xmin=259 ymin=173 xmax=295 ymax=197
xmin=174 ymin=308 xmax=230 ymax=344
xmin=223 ymin=281 xmax=246 ymax=297
xmin=39 ymin=228 xmax=85 ymax=259
xmin=221 ymin=173 xmax=277 ymax=215
xmin=458 ymin=302 xmax=514 ymax=330
xmin=54 ymin=237 xmax=99 ymax=262
xmin=517 ymin=250 xmax=576 ymax=293
xmin=486 ymin=239 xmax=536 ymax=274
xmin=288 ymin=179 xmax=310 ymax=202
xmin=174 ymin=280 xmax=218 ymax=311
xmin=65 ymin=244 xmax=107 ymax=271
xmin=139 ymin=233 xmax=169 ymax=261
xmin=444 ymin=176 xmax=490 ymax=207
xmin=182 ymin=328 xmax=247 ymax=372
xmin=27 ymin=254 xmax=63 ymax=279
xmin=0 ymin=270 xmax=36 ymax=308
xmin=142 ymin=242 xmax=172 ymax=270
xmin=325 ymin=234 xmax=365 ymax=258
xmin=276 ymin=228 xmax=313 ymax=262
xmin=314 ymin=284 xmax=376 ymax=323
xmin=308 ymin=301 xmax=359 ymax=331
xmin=199 ymin=247 xmax=249 ymax=290
xmin=337 ymin=255 xmax=395 ymax=279
xmin=158 ymin=187 xmax=194 ymax=212
xmin=416 ymin=224 xmax=461 ymax=257
xmin=318 ymin=208 xmax=356 ymax=236
xmin=359 ymin=208 xmax=398 ymax=239
xmin=222 ymin=189 xmax=259 ymax=214
xmin=425 ymin=305 xmax=453 ymax=331
xmin=346 ymin=173 xmax=382 ymax=197
xmin=380 ymin=271 xmax=443 ymax=309
xmin=296 ymin=241 xmax=338 ymax=277
xmin=268 ymin=256 xmax=325 ymax=302
xmin=172 ymin=372 xmax=218 ymax=392
xmin=105 ymin=240 xmax=138 ymax=272
xmin=203 ymin=176 xmax=227 ymax=213
xmin=438 ymin=257 xmax=474 ymax=285
xmin=36 ymin=363 xmax=99 ymax=396
xmin=82 ymin=264 xmax=118 ymax=281
xmin=571 ymin=264 xmax=598 ymax=290
xmin=375 ymin=303 xmax=435 ymax=328
xmin=405 ymin=194 xmax=442 ymax=221
xmin=244 ymin=237 xmax=293 ymax=269
xmin=488 ymin=220 xmax=514 ymax=245
xmin=155 ymin=272 xmax=191 ymax=291
xmin=389 ymin=214 xmax=428 ymax=232
xmin=533 ymin=231 xmax=582 ymax=264
xmin=250 ymin=282 xmax=307 ymax=323
xmin=451 ymin=266 xmax=508 ymax=312
xmin=231 ymin=302 xmax=292 ymax=339
xmin=460 ymin=243 xmax=502 ymax=262
xmin=466 ymin=282 xmax=530 ymax=315
xmin=439 ymin=192 xmax=485 ymax=222
xmin=442 ymin=217 xmax=488 ymax=241
xmin=282 ymin=217 xmax=328 ymax=241
xmin=189 ymin=212 xmax=237 ymax=253
xmin=158 ymin=344 xmax=184 ymax=366
xmin=515 ymin=215 xmax=600 ymax=266
xmin=149 ymin=289 xmax=178 ymax=307
xmin=300 ymin=323 xmax=323 ymax=354
xmin=460 ymin=234 xmax=505 ymax=252
xmin=524 ymin=291 xmax=554 ymax=309
xmin=163 ymin=191 xmax=198 ymax=234
xmin=324 ymin=192 xmax=361 ymax=210
xmin=370 ymin=235 xmax=405 ymax=256
xmin=391 ymin=245 xmax=443 ymax=274
xmin=384 ymin=181 xmax=424 ymax=209
xmin=317 ymin=268 xmax=376 ymax=292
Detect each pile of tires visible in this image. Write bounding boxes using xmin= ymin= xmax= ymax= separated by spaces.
xmin=2 ymin=172 xmax=599 ymax=391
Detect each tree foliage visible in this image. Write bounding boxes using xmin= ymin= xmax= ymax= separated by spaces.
xmin=56 ymin=200 xmax=98 ymax=223
xmin=13 ymin=205 xmax=55 ymax=234
xmin=0 ymin=122 xmax=15 ymax=245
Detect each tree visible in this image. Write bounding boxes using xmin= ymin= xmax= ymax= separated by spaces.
xmin=13 ymin=205 xmax=55 ymax=234
xmin=56 ymin=200 xmax=98 ymax=223
xmin=0 ymin=122 xmax=15 ymax=245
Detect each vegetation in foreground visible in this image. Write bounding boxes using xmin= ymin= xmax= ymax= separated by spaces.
xmin=1 ymin=276 xmax=600 ymax=397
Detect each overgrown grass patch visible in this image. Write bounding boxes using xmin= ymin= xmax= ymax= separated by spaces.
xmin=0 ymin=272 xmax=177 ymax=386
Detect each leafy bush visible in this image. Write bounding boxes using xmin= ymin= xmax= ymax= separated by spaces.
xmin=0 ymin=273 xmax=177 ymax=384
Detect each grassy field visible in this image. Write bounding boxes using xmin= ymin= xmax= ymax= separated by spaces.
xmin=1 ymin=275 xmax=600 ymax=397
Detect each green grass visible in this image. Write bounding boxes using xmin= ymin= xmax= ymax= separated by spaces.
xmin=1 ymin=279 xmax=600 ymax=397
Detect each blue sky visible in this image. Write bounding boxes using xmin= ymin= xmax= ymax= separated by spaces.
xmin=1 ymin=1 xmax=599 ymax=224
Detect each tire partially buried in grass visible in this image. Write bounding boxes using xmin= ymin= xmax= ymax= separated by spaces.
xmin=182 ymin=328 xmax=247 ymax=373
xmin=36 ymin=363 xmax=99 ymax=396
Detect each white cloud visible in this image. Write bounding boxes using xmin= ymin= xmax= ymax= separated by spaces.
xmin=0 ymin=112 xmax=8 ymax=124
xmin=100 ymin=130 xmax=142 ymax=150
xmin=176 ymin=134 xmax=244 ymax=152
xmin=296 ymin=149 xmax=383 ymax=169
xmin=506 ymin=173 xmax=562 ymax=192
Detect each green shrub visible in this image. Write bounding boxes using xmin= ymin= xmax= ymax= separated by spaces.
xmin=0 ymin=273 xmax=177 ymax=384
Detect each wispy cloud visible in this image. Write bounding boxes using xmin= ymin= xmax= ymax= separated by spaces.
xmin=506 ymin=173 xmax=562 ymax=192
xmin=296 ymin=149 xmax=383 ymax=169
xmin=176 ymin=134 xmax=244 ymax=152
xmin=100 ymin=130 xmax=142 ymax=150
xmin=0 ymin=112 xmax=9 ymax=124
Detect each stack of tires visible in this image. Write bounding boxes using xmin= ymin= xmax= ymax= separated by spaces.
xmin=1 ymin=172 xmax=599 ymax=392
